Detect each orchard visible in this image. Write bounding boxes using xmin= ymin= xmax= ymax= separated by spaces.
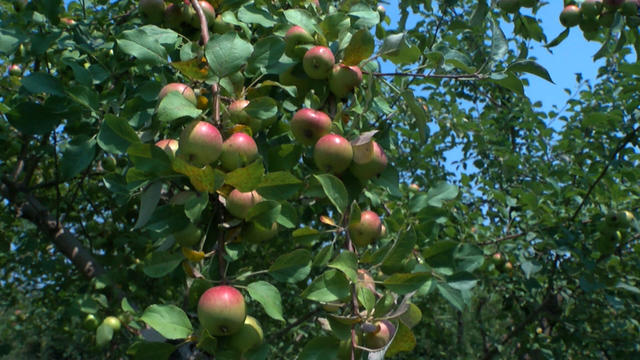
xmin=1 ymin=0 xmax=640 ymax=359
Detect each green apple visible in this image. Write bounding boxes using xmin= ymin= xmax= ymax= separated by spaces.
xmin=103 ymin=316 xmax=121 ymax=332
xmin=227 ymin=315 xmax=264 ymax=353
xmin=349 ymin=141 xmax=388 ymax=182
xmin=243 ymin=221 xmax=278 ymax=243
xmin=582 ymin=0 xmax=604 ymax=17
xmin=560 ymin=5 xmax=581 ymax=27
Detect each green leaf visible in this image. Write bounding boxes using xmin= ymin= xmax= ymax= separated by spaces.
xmin=437 ymin=283 xmax=465 ymax=311
xmin=312 ymin=245 xmax=333 ymax=268
xmin=508 ymin=60 xmax=554 ymax=84
xmin=96 ymin=323 xmax=113 ymax=347
xmin=157 ymin=91 xmax=201 ymax=122
xmin=244 ymin=97 xmax=278 ymax=120
xmin=328 ymin=251 xmax=358 ymax=282
xmin=247 ymin=281 xmax=285 ymax=322
xmin=143 ymin=252 xmax=183 ymax=278
xmin=454 ymin=243 xmax=484 ymax=273
xmin=348 ymin=4 xmax=380 ymax=29
xmin=257 ymin=171 xmax=302 ymax=200
xmin=246 ymin=200 xmax=281 ymax=227
xmin=314 ymin=174 xmax=348 ymax=215
xmin=383 ymin=273 xmax=431 ymax=294
xmin=133 ymin=182 xmax=163 ymax=230
xmin=379 ymin=33 xmax=420 ymax=65
xmin=357 ymin=286 xmax=376 ymax=312
xmin=225 ymin=160 xmax=265 ymax=192
xmin=402 ymin=90 xmax=428 ymax=143
xmin=140 ymin=304 xmax=193 ymax=339
xmin=301 ymin=269 xmax=350 ymax=302
xmin=283 ymin=9 xmax=317 ymax=32
xmin=206 ymin=32 xmax=253 ymax=77
xmin=382 ymin=228 xmax=417 ymax=274
xmin=22 ymin=73 xmax=65 ymax=96
xmin=385 ymin=322 xmax=416 ymax=357
xmin=545 ymin=28 xmax=569 ymax=49
xmin=127 ymin=341 xmax=175 ymax=360
xmin=320 ymin=13 xmax=351 ymax=41
xmin=426 ymin=182 xmax=458 ymax=207
xmin=444 ymin=50 xmax=475 ymax=73
xmin=343 ymin=29 xmax=375 ymax=65
xmin=299 ymin=336 xmax=339 ymax=360
xmin=237 ymin=4 xmax=277 ymax=27
xmin=121 ymin=298 xmax=136 ymax=314
xmin=269 ymin=249 xmax=312 ymax=283
xmin=117 ymin=38 xmax=168 ymax=66
xmin=490 ymin=19 xmax=508 ymax=63
xmin=60 ymin=137 xmax=96 ymax=179
xmin=128 ymin=143 xmax=172 ymax=175
xmin=0 ymin=32 xmax=21 ymax=55
xmin=398 ymin=303 xmax=422 ymax=329
xmin=247 ymin=36 xmax=285 ymax=74
xmin=97 ymin=114 xmax=141 ymax=154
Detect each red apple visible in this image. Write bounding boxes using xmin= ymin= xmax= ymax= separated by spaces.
xmin=329 ymin=64 xmax=363 ymax=98
xmin=226 ymin=189 xmax=262 ymax=219
xmin=140 ymin=0 xmax=165 ymax=24
xmin=158 ymin=82 xmax=197 ymax=105
xmin=220 ymin=132 xmax=258 ymax=171
xmin=357 ymin=269 xmax=376 ymax=293
xmin=349 ymin=210 xmax=382 ymax=247
xmin=313 ymin=134 xmax=353 ymax=174
xmin=189 ymin=0 xmax=215 ymax=27
xmin=198 ymin=285 xmax=246 ymax=336
xmin=164 ymin=3 xmax=185 ymax=30
xmin=290 ymin=108 xmax=332 ymax=146
xmin=349 ymin=141 xmax=387 ymax=182
xmin=155 ymin=139 xmax=179 ymax=159
xmin=284 ymin=25 xmax=314 ymax=59
xmin=178 ymin=121 xmax=223 ymax=167
xmin=8 ymin=64 xmax=21 ymax=76
xmin=364 ymin=320 xmax=395 ymax=349
xmin=303 ymin=46 xmax=335 ymax=79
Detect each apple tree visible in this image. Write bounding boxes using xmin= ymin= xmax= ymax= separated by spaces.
xmin=1 ymin=0 xmax=640 ymax=359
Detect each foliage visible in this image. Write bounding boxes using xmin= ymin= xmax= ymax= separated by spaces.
xmin=1 ymin=0 xmax=640 ymax=359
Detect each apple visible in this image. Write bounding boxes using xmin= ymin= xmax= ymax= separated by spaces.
xmin=313 ymin=134 xmax=353 ymax=174
xmin=349 ymin=141 xmax=387 ymax=182
xmin=337 ymin=338 xmax=362 ymax=360
xmin=302 ymin=46 xmax=335 ymax=79
xmin=140 ymin=0 xmax=165 ymax=24
xmin=284 ymin=25 xmax=314 ymax=59
xmin=519 ymin=0 xmax=537 ymax=8
xmin=14 ymin=0 xmax=28 ymax=11
xmin=357 ymin=269 xmax=376 ymax=294
xmin=227 ymin=315 xmax=264 ymax=353
xmin=621 ymin=0 xmax=639 ymax=15
xmin=599 ymin=10 xmax=616 ymax=26
xmin=8 ymin=64 xmax=21 ymax=76
xmin=579 ymin=16 xmax=600 ymax=32
xmin=504 ymin=261 xmax=514 ymax=271
xmin=226 ymin=189 xmax=262 ymax=219
xmin=83 ymin=314 xmax=99 ymax=330
xmin=60 ymin=17 xmax=76 ymax=26
xmin=155 ymin=139 xmax=179 ymax=159
xmin=164 ymin=3 xmax=185 ymax=30
xmin=228 ymin=99 xmax=261 ymax=132
xmin=290 ymin=108 xmax=332 ymax=146
xmin=173 ymin=222 xmax=202 ymax=247
xmin=220 ymin=132 xmax=259 ymax=171
xmin=178 ymin=121 xmax=223 ymax=167
xmin=408 ymin=183 xmax=420 ymax=191
xmin=364 ymin=320 xmax=395 ymax=349
xmin=189 ymin=0 xmax=215 ymax=27
xmin=377 ymin=5 xmax=386 ymax=17
xmin=212 ymin=14 xmax=234 ymax=34
xmin=605 ymin=210 xmax=635 ymax=228
xmin=582 ymin=0 xmax=604 ymax=17
xmin=103 ymin=316 xmax=121 ymax=332
xmin=198 ymin=285 xmax=246 ymax=336
xmin=560 ymin=5 xmax=581 ymax=27
xmin=101 ymin=155 xmax=117 ymax=171
xmin=158 ymin=82 xmax=197 ymax=105
xmin=328 ymin=64 xmax=363 ymax=99
xmin=349 ymin=210 xmax=382 ymax=247
xmin=243 ymin=221 xmax=278 ymax=243
xmin=497 ymin=0 xmax=520 ymax=13
xmin=380 ymin=224 xmax=387 ymax=237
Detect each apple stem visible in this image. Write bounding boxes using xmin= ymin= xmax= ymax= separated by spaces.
xmin=190 ymin=0 xmax=209 ymax=46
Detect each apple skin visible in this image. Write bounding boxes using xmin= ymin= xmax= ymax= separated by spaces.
xmin=228 ymin=99 xmax=262 ymax=132
xmin=303 ymin=46 xmax=335 ymax=80
xmin=155 ymin=139 xmax=179 ymax=159
xmin=164 ymin=3 xmax=185 ymax=30
xmin=8 ymin=64 xmax=22 ymax=76
xmin=83 ymin=314 xmax=99 ymax=330
xmin=582 ymin=0 xmax=604 ymax=17
xmin=357 ymin=269 xmax=376 ymax=294
xmin=212 ymin=14 xmax=234 ymax=33
xmin=188 ymin=0 xmax=216 ymax=27
xmin=158 ymin=82 xmax=197 ymax=105
xmin=349 ymin=141 xmax=387 ymax=182
xmin=328 ymin=64 xmax=363 ymax=99
xmin=284 ymin=25 xmax=314 ymax=58
xmin=349 ymin=210 xmax=382 ymax=247
xmin=560 ymin=5 xmax=581 ymax=27
xmin=220 ymin=132 xmax=259 ymax=171
xmin=364 ymin=320 xmax=395 ymax=349
xmin=103 ymin=316 xmax=121 ymax=332
xmin=243 ymin=221 xmax=278 ymax=243
xmin=178 ymin=121 xmax=223 ymax=167
xmin=313 ymin=134 xmax=353 ymax=174
xmin=226 ymin=189 xmax=263 ymax=219
xmin=198 ymin=285 xmax=247 ymax=336
xmin=498 ymin=0 xmax=520 ymax=13
xmin=140 ymin=0 xmax=165 ymax=24
xmin=227 ymin=315 xmax=264 ymax=353
xmin=290 ymin=108 xmax=332 ymax=146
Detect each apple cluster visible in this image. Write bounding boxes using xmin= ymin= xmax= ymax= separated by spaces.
xmin=139 ymin=0 xmax=217 ymax=32
xmin=560 ymin=0 xmax=640 ymax=31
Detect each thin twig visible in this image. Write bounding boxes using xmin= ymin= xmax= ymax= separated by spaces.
xmin=364 ymin=71 xmax=488 ymax=80
xmin=190 ymin=0 xmax=210 ymax=45
xmin=267 ymin=308 xmax=321 ymax=340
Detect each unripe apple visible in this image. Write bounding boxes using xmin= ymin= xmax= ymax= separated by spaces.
xmin=243 ymin=221 xmax=278 ymax=243
xmin=498 ymin=0 xmax=520 ymax=13
xmin=140 ymin=0 xmax=165 ymax=24
xmin=226 ymin=189 xmax=262 ymax=219
xmin=504 ymin=261 xmax=514 ymax=271
xmin=227 ymin=315 xmax=264 ymax=353
xmin=377 ymin=5 xmax=386 ymax=16
xmin=103 ymin=316 xmax=121 ymax=332
xmin=8 ymin=64 xmax=21 ymax=76
xmin=155 ymin=139 xmax=179 ymax=159
xmin=212 ymin=14 xmax=234 ymax=33
xmin=290 ymin=108 xmax=332 ymax=146
xmin=349 ymin=141 xmax=387 ymax=182
xmin=303 ymin=46 xmax=335 ymax=80
xmin=621 ymin=0 xmax=639 ymax=15
xmin=599 ymin=10 xmax=616 ymax=26
xmin=313 ymin=134 xmax=353 ymax=174
xmin=519 ymin=0 xmax=537 ymax=8
xmin=579 ymin=16 xmax=600 ymax=32
xmin=349 ymin=210 xmax=382 ymax=247
xmin=560 ymin=5 xmax=581 ymax=27
xmin=189 ymin=1 xmax=215 ymax=27
xmin=582 ymin=0 xmax=604 ymax=17
xmin=178 ymin=121 xmax=223 ymax=167
xmin=158 ymin=82 xmax=197 ymax=105
xmin=364 ymin=320 xmax=395 ymax=349
xmin=60 ymin=17 xmax=76 ymax=26
xmin=83 ymin=314 xmax=99 ymax=330
xmin=228 ymin=99 xmax=261 ymax=132
xmin=284 ymin=25 xmax=314 ymax=59
xmin=220 ymin=132 xmax=258 ymax=171
xmin=329 ymin=64 xmax=363 ymax=99
xmin=102 ymin=155 xmax=117 ymax=171
xmin=198 ymin=285 xmax=247 ymax=336
xmin=357 ymin=269 xmax=376 ymax=293
xmin=174 ymin=222 xmax=202 ymax=247
xmin=164 ymin=3 xmax=185 ymax=30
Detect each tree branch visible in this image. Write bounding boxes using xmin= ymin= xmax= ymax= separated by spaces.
xmin=190 ymin=0 xmax=209 ymax=45
xmin=364 ymin=71 xmax=488 ymax=80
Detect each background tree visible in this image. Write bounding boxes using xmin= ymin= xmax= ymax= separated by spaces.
xmin=1 ymin=0 xmax=639 ymax=359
